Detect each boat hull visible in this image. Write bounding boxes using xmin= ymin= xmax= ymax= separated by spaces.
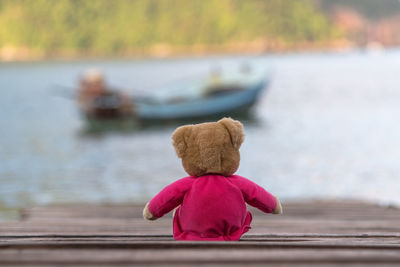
xmin=135 ymin=80 xmax=266 ymax=121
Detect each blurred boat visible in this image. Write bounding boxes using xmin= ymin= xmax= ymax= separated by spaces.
xmin=137 ymin=82 xmax=266 ymax=121
xmin=77 ymin=70 xmax=134 ymax=120
xmin=79 ymin=69 xmax=268 ymax=121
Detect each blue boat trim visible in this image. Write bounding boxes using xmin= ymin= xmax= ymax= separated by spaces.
xmin=135 ymin=80 xmax=267 ymax=120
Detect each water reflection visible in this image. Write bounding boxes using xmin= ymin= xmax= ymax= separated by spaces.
xmin=81 ymin=111 xmax=261 ymax=135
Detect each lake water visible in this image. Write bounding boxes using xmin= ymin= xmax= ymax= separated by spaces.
xmin=1 ymin=50 xmax=400 ymax=219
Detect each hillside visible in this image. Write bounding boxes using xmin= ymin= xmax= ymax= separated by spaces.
xmin=0 ymin=0 xmax=340 ymax=60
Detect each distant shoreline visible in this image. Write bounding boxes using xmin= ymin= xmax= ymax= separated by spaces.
xmin=0 ymin=40 xmax=357 ymax=62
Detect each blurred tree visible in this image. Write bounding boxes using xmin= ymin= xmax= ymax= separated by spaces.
xmin=0 ymin=0 xmax=339 ymax=57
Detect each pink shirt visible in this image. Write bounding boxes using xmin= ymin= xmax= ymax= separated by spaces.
xmin=148 ymin=174 xmax=277 ymax=241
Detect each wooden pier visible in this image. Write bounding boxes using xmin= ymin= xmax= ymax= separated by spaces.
xmin=0 ymin=201 xmax=399 ymax=266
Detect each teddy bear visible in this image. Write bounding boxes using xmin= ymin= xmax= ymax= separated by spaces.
xmin=143 ymin=117 xmax=282 ymax=241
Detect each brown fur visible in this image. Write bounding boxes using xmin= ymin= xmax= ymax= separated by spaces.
xmin=143 ymin=202 xmax=157 ymax=220
xmin=172 ymin=117 xmax=245 ymax=177
xmin=143 ymin=117 xmax=282 ymax=220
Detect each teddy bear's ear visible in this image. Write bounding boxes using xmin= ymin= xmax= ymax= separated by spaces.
xmin=172 ymin=125 xmax=191 ymax=158
xmin=218 ymin=117 xmax=245 ymax=149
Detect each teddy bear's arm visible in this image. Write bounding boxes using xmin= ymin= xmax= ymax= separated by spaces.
xmin=143 ymin=176 xmax=194 ymax=220
xmin=231 ymin=175 xmax=282 ymax=214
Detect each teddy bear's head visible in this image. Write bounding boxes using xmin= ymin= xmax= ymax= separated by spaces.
xmin=172 ymin=117 xmax=245 ymax=177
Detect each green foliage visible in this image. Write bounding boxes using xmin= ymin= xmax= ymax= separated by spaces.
xmin=0 ymin=0 xmax=338 ymax=55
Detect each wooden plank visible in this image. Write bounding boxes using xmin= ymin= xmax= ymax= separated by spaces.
xmin=1 ymin=218 xmax=399 ymax=235
xmin=1 ymin=248 xmax=400 ymax=265
xmin=1 ymin=237 xmax=400 ymax=249
xmin=20 ymin=202 xmax=400 ymax=221
xmin=0 ymin=201 xmax=399 ymax=266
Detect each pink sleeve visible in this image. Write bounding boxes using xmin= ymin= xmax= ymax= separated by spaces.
xmin=231 ymin=175 xmax=277 ymax=213
xmin=148 ymin=177 xmax=194 ymax=218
